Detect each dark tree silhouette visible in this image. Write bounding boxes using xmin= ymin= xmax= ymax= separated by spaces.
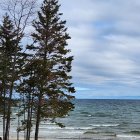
xmin=0 ymin=13 xmax=24 ymax=140
xmin=0 ymin=0 xmax=75 ymax=140
xmin=24 ymin=0 xmax=75 ymax=139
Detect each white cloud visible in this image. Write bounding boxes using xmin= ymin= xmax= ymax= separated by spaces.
xmin=59 ymin=0 xmax=140 ymax=98
xmin=23 ymin=0 xmax=140 ymax=98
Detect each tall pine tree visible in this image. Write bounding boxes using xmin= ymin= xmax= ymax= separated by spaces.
xmin=16 ymin=53 xmax=37 ymax=140
xmin=0 ymin=13 xmax=24 ymax=140
xmin=19 ymin=0 xmax=75 ymax=139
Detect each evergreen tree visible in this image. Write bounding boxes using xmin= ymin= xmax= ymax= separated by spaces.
xmin=19 ymin=0 xmax=75 ymax=139
xmin=16 ymin=53 xmax=37 ymax=140
xmin=0 ymin=13 xmax=24 ymax=140
xmin=0 ymin=0 xmax=75 ymax=139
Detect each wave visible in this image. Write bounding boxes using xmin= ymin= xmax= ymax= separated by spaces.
xmin=80 ymin=112 xmax=114 ymax=117
xmin=93 ymin=112 xmax=113 ymax=117
xmin=125 ymin=130 xmax=140 ymax=135
xmin=80 ymin=112 xmax=93 ymax=117
xmin=40 ymin=122 xmax=56 ymax=125
xmin=84 ymin=131 xmax=99 ymax=134
xmin=69 ymin=127 xmax=93 ymax=130
xmin=90 ymin=124 xmax=120 ymax=127
xmin=40 ymin=126 xmax=93 ymax=130
xmin=80 ymin=111 xmax=90 ymax=114
xmin=117 ymin=134 xmax=140 ymax=138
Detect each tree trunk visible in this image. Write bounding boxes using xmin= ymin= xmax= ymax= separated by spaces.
xmin=28 ymin=95 xmax=33 ymax=140
xmin=17 ymin=104 xmax=20 ymax=140
xmin=26 ymin=92 xmax=31 ymax=140
xmin=4 ymin=82 xmax=14 ymax=140
xmin=3 ymin=81 xmax=6 ymax=140
xmin=34 ymin=92 xmax=42 ymax=140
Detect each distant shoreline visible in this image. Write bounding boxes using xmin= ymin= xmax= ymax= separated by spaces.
xmin=75 ymin=97 xmax=140 ymax=100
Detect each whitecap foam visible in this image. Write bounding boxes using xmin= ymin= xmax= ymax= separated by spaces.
xmin=90 ymin=124 xmax=119 ymax=127
xmin=68 ymin=127 xmax=93 ymax=130
xmin=40 ymin=126 xmax=62 ymax=129
xmin=40 ymin=126 xmax=93 ymax=130
xmin=117 ymin=134 xmax=140 ymax=138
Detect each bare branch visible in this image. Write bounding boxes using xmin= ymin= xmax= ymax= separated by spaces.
xmin=0 ymin=0 xmax=38 ymax=35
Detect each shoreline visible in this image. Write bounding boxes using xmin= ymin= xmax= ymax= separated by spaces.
xmin=6 ymin=132 xmax=140 ymax=140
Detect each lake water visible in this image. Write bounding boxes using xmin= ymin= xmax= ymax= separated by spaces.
xmin=1 ymin=99 xmax=140 ymax=139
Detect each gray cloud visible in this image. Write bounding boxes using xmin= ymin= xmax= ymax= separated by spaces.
xmin=59 ymin=0 xmax=140 ymax=98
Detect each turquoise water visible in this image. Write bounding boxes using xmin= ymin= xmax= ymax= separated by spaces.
xmin=1 ymin=99 xmax=140 ymax=139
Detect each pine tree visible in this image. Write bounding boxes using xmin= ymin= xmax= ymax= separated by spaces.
xmin=0 ymin=13 xmax=24 ymax=140
xmin=16 ymin=53 xmax=37 ymax=140
xmin=22 ymin=0 xmax=75 ymax=139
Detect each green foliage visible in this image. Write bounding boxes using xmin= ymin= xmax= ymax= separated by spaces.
xmin=0 ymin=0 xmax=75 ymax=140
xmin=0 ymin=13 xmax=26 ymax=140
xmin=31 ymin=0 xmax=75 ymax=118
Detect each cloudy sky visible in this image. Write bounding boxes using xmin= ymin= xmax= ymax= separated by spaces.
xmin=59 ymin=0 xmax=140 ymax=99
